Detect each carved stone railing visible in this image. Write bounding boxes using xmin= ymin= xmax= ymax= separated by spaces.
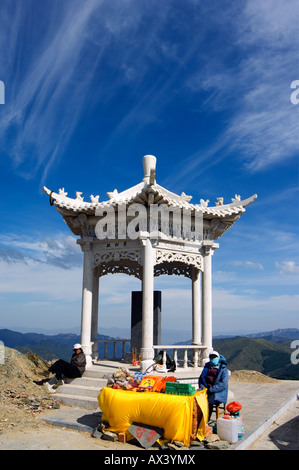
xmin=95 ymin=340 xmax=206 ymax=369
xmin=96 ymin=339 xmax=131 ymax=361
xmin=153 ymin=345 xmax=207 ymax=369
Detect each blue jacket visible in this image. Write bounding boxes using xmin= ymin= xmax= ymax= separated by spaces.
xmin=198 ymin=355 xmax=229 ymax=404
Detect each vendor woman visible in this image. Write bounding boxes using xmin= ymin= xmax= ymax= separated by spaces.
xmin=198 ymin=350 xmax=229 ymax=420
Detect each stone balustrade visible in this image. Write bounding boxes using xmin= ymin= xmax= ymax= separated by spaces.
xmin=96 ymin=339 xmax=131 ymax=361
xmin=94 ymin=340 xmax=206 ymax=369
xmin=153 ymin=345 xmax=207 ymax=369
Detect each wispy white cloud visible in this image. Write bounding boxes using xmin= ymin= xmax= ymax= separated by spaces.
xmin=0 ymin=233 xmax=82 ymax=269
xmin=0 ymin=0 xmax=185 ymax=180
xmin=0 ymin=0 xmax=110 ymax=180
xmin=2 ymin=0 xmax=296 ymax=185
xmin=275 ymin=261 xmax=299 ymax=275
xmin=213 ymin=287 xmax=299 ymax=313
xmin=170 ymin=0 xmax=299 ymax=186
xmin=0 ymin=258 xmax=82 ymax=301
xmin=233 ymin=261 xmax=264 ymax=271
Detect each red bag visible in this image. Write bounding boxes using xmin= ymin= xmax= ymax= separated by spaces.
xmin=227 ymin=401 xmax=242 ymax=414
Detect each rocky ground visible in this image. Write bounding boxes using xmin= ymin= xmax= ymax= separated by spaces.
xmin=0 ymin=348 xmax=60 ymax=432
xmin=0 ymin=347 xmax=137 ymax=450
xmin=0 ymin=347 xmax=297 ymax=450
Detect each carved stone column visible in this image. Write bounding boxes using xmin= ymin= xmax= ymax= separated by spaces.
xmin=91 ymin=272 xmax=99 ymax=360
xmin=80 ymin=244 xmax=93 ymax=367
xmin=192 ymin=266 xmax=201 ymax=367
xmin=201 ymin=243 xmax=217 ymax=363
xmin=140 ymin=238 xmax=155 ymax=372
xmin=192 ymin=265 xmax=201 ymax=341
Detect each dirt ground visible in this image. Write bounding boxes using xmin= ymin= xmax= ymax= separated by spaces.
xmin=0 ymin=347 xmax=297 ymax=451
xmin=0 ymin=421 xmax=146 ymax=450
xmin=0 ymin=348 xmax=61 ymax=432
xmin=229 ymin=369 xmax=281 ymax=384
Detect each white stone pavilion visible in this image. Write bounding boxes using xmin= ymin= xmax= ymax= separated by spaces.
xmin=43 ymin=155 xmax=257 ymax=371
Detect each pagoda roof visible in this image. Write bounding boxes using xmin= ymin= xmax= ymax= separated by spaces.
xmin=43 ymin=155 xmax=257 ymax=222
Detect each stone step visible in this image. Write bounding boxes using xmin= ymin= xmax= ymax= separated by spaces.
xmin=65 ymin=376 xmax=107 ymax=388
xmin=58 ymin=383 xmax=103 ymax=398
xmin=83 ymin=368 xmax=111 ymax=379
xmin=53 ymin=371 xmax=107 ymax=409
xmin=54 ymin=393 xmax=100 ymax=410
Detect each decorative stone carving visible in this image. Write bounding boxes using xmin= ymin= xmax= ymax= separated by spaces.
xmin=90 ymin=195 xmax=99 ymax=203
xmin=180 ymin=191 xmax=193 ymax=202
xmin=154 ymin=264 xmax=193 ymax=279
xmin=76 ymin=192 xmax=84 ymax=201
xmin=59 ymin=188 xmax=68 ymax=197
xmin=96 ymin=264 xmax=142 ymax=279
xmin=155 ymin=249 xmax=203 ymax=271
xmin=94 ymin=249 xmax=142 ymax=268
xmin=93 ymin=248 xmax=142 ymax=279
xmin=200 ymin=199 xmax=210 ymax=207
xmin=231 ymin=194 xmax=241 ymax=203
xmin=107 ymin=189 xmax=119 ymax=199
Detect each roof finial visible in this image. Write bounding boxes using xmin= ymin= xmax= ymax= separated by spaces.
xmin=143 ymin=155 xmax=156 ymax=184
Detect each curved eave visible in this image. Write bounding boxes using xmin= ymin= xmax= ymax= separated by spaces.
xmin=43 ymin=186 xmax=102 ymax=214
xmin=43 ymin=186 xmax=257 ymax=220
xmin=196 ymin=194 xmax=258 ymax=219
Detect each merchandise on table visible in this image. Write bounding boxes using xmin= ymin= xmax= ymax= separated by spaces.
xmin=165 ymin=382 xmax=196 ymax=396
xmin=138 ymin=375 xmax=176 ymax=393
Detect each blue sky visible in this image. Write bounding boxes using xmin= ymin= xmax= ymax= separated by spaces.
xmin=0 ymin=0 xmax=298 ymax=340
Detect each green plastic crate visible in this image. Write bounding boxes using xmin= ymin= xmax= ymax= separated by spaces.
xmin=165 ymin=382 xmax=195 ymax=396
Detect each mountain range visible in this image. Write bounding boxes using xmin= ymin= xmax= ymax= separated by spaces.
xmin=0 ymin=328 xmax=123 ymax=362
xmin=0 ymin=328 xmax=298 ymax=380
xmin=212 ymin=335 xmax=298 ymax=380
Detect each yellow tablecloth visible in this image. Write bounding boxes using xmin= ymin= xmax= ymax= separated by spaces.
xmin=98 ymin=387 xmax=208 ymax=446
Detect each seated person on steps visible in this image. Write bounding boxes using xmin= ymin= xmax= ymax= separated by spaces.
xmin=45 ymin=343 xmax=86 ymax=390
